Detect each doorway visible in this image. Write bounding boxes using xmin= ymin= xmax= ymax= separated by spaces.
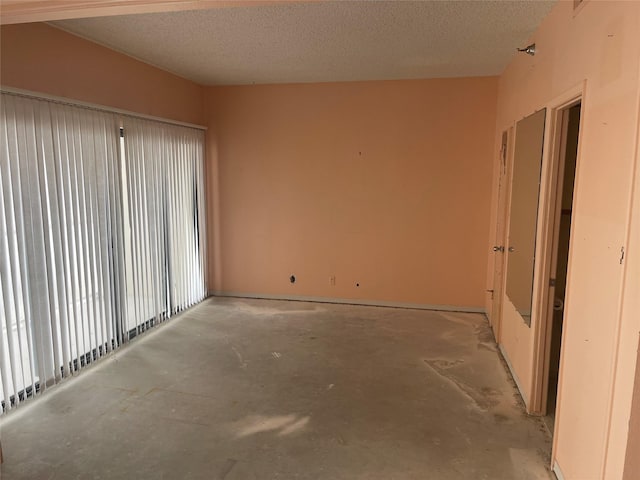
xmin=542 ymin=103 xmax=581 ymax=433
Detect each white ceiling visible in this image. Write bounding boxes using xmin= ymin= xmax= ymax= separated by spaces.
xmin=52 ymin=1 xmax=556 ymax=86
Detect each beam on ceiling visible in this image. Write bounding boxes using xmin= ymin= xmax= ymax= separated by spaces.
xmin=0 ymin=0 xmax=308 ymax=25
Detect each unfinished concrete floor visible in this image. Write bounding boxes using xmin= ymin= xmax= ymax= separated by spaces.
xmin=1 ymin=297 xmax=553 ymax=479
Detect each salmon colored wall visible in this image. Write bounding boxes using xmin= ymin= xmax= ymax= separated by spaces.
xmin=0 ymin=23 xmax=204 ymax=125
xmin=487 ymin=1 xmax=640 ymax=478
xmin=205 ymin=77 xmax=498 ymax=309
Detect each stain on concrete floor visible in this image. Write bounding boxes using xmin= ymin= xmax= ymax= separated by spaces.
xmin=0 ymin=297 xmax=553 ymax=479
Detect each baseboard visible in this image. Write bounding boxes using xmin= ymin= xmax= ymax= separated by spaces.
xmin=499 ymin=344 xmax=530 ymax=411
xmin=209 ymin=291 xmax=486 ymax=314
xmin=552 ymin=460 xmax=565 ymax=480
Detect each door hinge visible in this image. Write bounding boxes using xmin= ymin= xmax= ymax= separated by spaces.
xmin=620 ymin=246 xmax=625 ymax=265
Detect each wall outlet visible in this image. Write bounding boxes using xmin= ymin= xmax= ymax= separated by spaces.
xmin=330 ymin=275 xmax=336 ymax=286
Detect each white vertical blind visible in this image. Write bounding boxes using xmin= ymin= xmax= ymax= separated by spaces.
xmin=120 ymin=117 xmax=206 ymax=336
xmin=0 ymin=92 xmax=206 ymax=413
xmin=0 ymin=94 xmax=121 ymax=407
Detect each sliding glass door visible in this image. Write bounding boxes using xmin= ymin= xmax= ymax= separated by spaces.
xmin=0 ymin=92 xmax=206 ymax=413
xmin=120 ymin=117 xmax=206 ymax=337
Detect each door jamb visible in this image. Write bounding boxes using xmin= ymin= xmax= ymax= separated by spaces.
xmin=540 ymin=105 xmax=572 ymax=418
xmin=529 ymin=82 xmax=585 ymax=427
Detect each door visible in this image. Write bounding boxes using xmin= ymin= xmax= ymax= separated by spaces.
xmin=543 ymin=103 xmax=581 ymax=431
xmin=489 ymin=129 xmax=511 ymax=340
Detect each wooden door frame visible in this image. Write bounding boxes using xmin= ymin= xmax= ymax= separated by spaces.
xmin=539 ymin=104 xmax=572 ymax=417
xmin=529 ymin=82 xmax=585 ymax=424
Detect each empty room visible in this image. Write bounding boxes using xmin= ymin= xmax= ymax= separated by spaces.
xmin=1 ymin=1 xmax=639 ymax=479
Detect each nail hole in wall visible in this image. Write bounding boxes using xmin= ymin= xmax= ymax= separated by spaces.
xmin=290 ymin=275 xmax=296 ymax=284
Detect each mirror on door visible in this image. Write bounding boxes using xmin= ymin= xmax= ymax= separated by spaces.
xmin=505 ymin=109 xmax=546 ymax=326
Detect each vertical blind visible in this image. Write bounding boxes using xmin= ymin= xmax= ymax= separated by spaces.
xmin=120 ymin=117 xmax=206 ymax=336
xmin=0 ymin=92 xmax=206 ymax=413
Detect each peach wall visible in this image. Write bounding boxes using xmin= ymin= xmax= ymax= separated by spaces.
xmin=487 ymin=1 xmax=640 ymax=478
xmin=205 ymin=77 xmax=498 ymax=309
xmin=0 ymin=23 xmax=204 ymax=125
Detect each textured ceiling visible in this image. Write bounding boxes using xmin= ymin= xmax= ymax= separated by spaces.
xmin=52 ymin=1 xmax=556 ymax=86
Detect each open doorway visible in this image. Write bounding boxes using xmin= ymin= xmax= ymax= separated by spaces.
xmin=542 ymin=102 xmax=581 ymax=433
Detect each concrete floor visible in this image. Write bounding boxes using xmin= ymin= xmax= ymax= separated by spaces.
xmin=1 ymin=297 xmax=553 ymax=479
